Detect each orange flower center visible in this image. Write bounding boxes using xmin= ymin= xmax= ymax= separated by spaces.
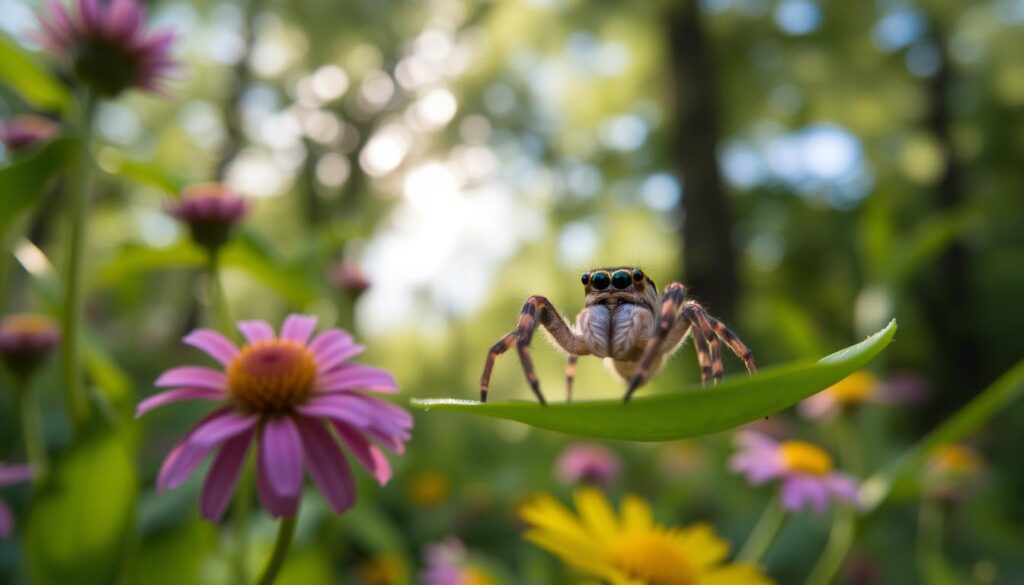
xmin=779 ymin=441 xmax=833 ymax=476
xmin=609 ymin=529 xmax=697 ymax=585
xmin=1 ymin=314 xmax=57 ymax=336
xmin=226 ymin=340 xmax=317 ymax=413
xmin=826 ymin=371 xmax=877 ymax=404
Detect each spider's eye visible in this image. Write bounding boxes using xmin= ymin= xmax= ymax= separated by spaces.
xmin=611 ymin=271 xmax=632 ymax=289
xmin=632 ymin=269 xmax=644 ymax=282
xmin=591 ymin=272 xmax=610 ymax=290
xmin=581 ymin=273 xmax=590 ymax=286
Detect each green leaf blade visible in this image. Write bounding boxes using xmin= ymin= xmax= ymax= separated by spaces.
xmin=412 ymin=320 xmax=897 ymax=441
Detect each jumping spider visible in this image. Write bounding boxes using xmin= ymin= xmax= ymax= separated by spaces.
xmin=480 ymin=267 xmax=756 ymax=404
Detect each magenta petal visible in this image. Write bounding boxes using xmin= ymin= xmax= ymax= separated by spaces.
xmin=155 ymin=366 xmax=227 ymax=391
xmin=334 ymin=423 xmax=392 ymax=485
xmin=317 ymin=364 xmax=398 ymax=393
xmin=781 ymin=476 xmax=829 ymax=514
xmin=79 ymin=0 xmax=101 ymax=30
xmin=347 ymin=394 xmax=413 ymax=431
xmin=296 ymin=394 xmax=373 ymax=428
xmin=257 ymin=454 xmax=300 ymax=518
xmin=158 ymin=436 xmax=215 ymax=492
xmin=0 ymin=464 xmax=33 ymax=486
xmin=295 ymin=417 xmax=356 ymax=514
xmin=136 ymin=388 xmax=224 ymax=417
xmin=280 ymin=314 xmax=318 ymax=345
xmin=735 ymin=431 xmax=779 ymax=451
xmin=308 ymin=328 xmax=352 ymax=354
xmin=183 ymin=329 xmax=239 ymax=366
xmin=259 ymin=417 xmax=304 ymax=499
xmin=238 ymin=320 xmax=275 ymax=344
xmin=190 ymin=411 xmax=257 ymax=447
xmin=200 ymin=430 xmax=252 ymax=521
xmin=826 ymin=474 xmax=861 ymax=507
xmin=0 ymin=500 xmax=11 ymax=539
xmin=309 ymin=330 xmax=364 ymax=372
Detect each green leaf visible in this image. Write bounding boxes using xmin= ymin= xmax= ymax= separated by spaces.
xmin=0 ymin=34 xmax=72 ymax=112
xmin=860 ymin=357 xmax=1024 ymax=511
xmin=0 ymin=136 xmax=77 ymax=233
xmin=26 ymin=417 xmax=138 ymax=585
xmin=411 ymin=320 xmax=898 ymax=441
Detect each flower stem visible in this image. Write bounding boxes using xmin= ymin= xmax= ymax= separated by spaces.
xmin=16 ymin=379 xmax=48 ymax=481
xmin=232 ymin=457 xmax=254 ymax=585
xmin=60 ymin=90 xmax=98 ymax=432
xmin=254 ymin=516 xmax=297 ymax=585
xmin=207 ymin=251 xmax=233 ymax=335
xmin=804 ymin=507 xmax=856 ymax=585
xmin=737 ymin=495 xmax=787 ymax=564
xmin=917 ymin=498 xmax=951 ymax=584
xmin=831 ymin=413 xmax=863 ymax=476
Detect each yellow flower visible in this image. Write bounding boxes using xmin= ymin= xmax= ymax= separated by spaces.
xmin=521 ymin=489 xmax=774 ymax=585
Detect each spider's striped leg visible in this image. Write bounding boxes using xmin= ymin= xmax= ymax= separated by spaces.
xmin=565 ymin=354 xmax=578 ymax=403
xmin=480 ymin=295 xmax=588 ymax=405
xmin=703 ymin=314 xmax=756 ymax=373
xmin=624 ymin=282 xmax=691 ymax=402
xmin=687 ymin=304 xmax=724 ymax=385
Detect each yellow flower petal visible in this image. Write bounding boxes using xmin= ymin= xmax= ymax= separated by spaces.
xmin=621 ymin=494 xmax=654 ymax=531
xmin=574 ymin=488 xmax=620 ymax=542
xmin=673 ymin=522 xmax=729 ymax=568
xmin=702 ymin=563 xmax=777 ymax=585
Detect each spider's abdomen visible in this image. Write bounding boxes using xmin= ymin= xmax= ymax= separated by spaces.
xmin=578 ymin=303 xmax=654 ymax=360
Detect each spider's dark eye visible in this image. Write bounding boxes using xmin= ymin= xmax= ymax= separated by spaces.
xmin=612 ymin=271 xmax=632 ymax=289
xmin=632 ymin=269 xmax=644 ymax=282
xmin=581 ymin=273 xmax=590 ymax=286
xmin=591 ymin=272 xmax=610 ymax=290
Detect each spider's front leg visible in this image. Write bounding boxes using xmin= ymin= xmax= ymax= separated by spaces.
xmin=480 ymin=296 xmax=589 ymax=405
xmin=623 ymin=282 xmax=695 ymax=402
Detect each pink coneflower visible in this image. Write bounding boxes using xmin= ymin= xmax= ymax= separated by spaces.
xmin=332 ymin=262 xmax=370 ymax=295
xmin=554 ymin=442 xmax=620 ymax=487
xmin=36 ymin=0 xmax=177 ymax=96
xmin=799 ymin=370 xmax=928 ymax=421
xmin=0 ymin=464 xmax=33 ymax=539
xmin=420 ymin=538 xmax=494 ymax=585
xmin=729 ymin=431 xmax=859 ymax=514
xmin=166 ymin=183 xmax=249 ymax=252
xmin=0 ymin=313 xmax=60 ymax=381
xmin=137 ymin=315 xmax=412 ymax=521
xmin=0 ymin=115 xmax=60 ymax=152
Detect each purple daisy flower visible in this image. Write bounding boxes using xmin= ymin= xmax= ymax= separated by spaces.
xmin=166 ymin=183 xmax=249 ymax=252
xmin=554 ymin=442 xmax=621 ymax=487
xmin=420 ymin=538 xmax=493 ymax=585
xmin=137 ymin=314 xmax=412 ymax=521
xmin=35 ymin=0 xmax=178 ymax=96
xmin=729 ymin=431 xmax=860 ymax=514
xmin=0 ymin=115 xmax=60 ymax=152
xmin=0 ymin=464 xmax=33 ymax=539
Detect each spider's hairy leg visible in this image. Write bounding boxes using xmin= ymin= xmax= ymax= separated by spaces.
xmin=565 ymin=354 xmax=578 ymax=403
xmin=687 ymin=304 xmax=724 ymax=384
xmin=479 ymin=295 xmax=589 ymax=405
xmin=704 ymin=314 xmax=756 ymax=373
xmin=623 ymin=282 xmax=692 ymax=402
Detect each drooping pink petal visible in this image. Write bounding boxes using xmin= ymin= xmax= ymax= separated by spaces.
xmin=200 ymin=430 xmax=253 ymax=521
xmin=0 ymin=500 xmax=12 ymax=539
xmin=317 ymin=364 xmax=398 ymax=394
xmin=0 ymin=464 xmax=33 ymax=486
xmin=729 ymin=451 xmax=784 ymax=485
xmin=238 ymin=320 xmax=275 ymax=344
xmin=183 ymin=329 xmax=239 ymax=366
xmin=189 ymin=410 xmax=258 ymax=447
xmin=781 ymin=476 xmax=830 ymax=514
xmin=104 ymin=0 xmax=142 ymax=41
xmin=296 ymin=393 xmax=374 ymax=428
xmin=295 ymin=418 xmax=356 ymax=514
xmin=257 ymin=454 xmax=299 ymax=518
xmin=825 ymin=474 xmax=861 ymax=508
xmin=136 ymin=388 xmax=225 ymax=417
xmin=280 ymin=314 xmax=318 ymax=345
xmin=259 ymin=417 xmax=304 ymax=500
xmin=155 ymin=366 xmax=227 ymax=391
xmin=346 ymin=394 xmax=413 ymax=432
xmin=308 ymin=330 xmax=364 ymax=371
xmin=333 ymin=422 xmax=392 ymax=485
xmin=157 ymin=435 xmax=215 ymax=492
xmin=346 ymin=421 xmax=407 ymax=454
xmin=78 ymin=0 xmax=101 ymax=31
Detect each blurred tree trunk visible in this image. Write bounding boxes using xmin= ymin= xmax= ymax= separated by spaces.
xmin=664 ymin=0 xmax=738 ymax=322
xmin=920 ymin=23 xmax=982 ymax=414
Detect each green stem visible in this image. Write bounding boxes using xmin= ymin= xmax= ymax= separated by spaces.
xmin=207 ymin=251 xmax=233 ymax=335
xmin=831 ymin=412 xmax=863 ymax=477
xmin=737 ymin=495 xmax=787 ymax=564
xmin=60 ymin=90 xmax=98 ymax=431
xmin=804 ymin=507 xmax=856 ymax=585
xmin=254 ymin=516 xmax=297 ymax=585
xmin=916 ymin=498 xmax=950 ymax=585
xmin=232 ymin=457 xmax=254 ymax=585
xmin=16 ymin=380 xmax=48 ymax=481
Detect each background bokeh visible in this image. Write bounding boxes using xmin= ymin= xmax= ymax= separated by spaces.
xmin=1 ymin=0 xmax=1023 ymax=583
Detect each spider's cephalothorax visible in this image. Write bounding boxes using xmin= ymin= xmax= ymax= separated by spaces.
xmin=480 ymin=267 xmax=756 ymax=404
